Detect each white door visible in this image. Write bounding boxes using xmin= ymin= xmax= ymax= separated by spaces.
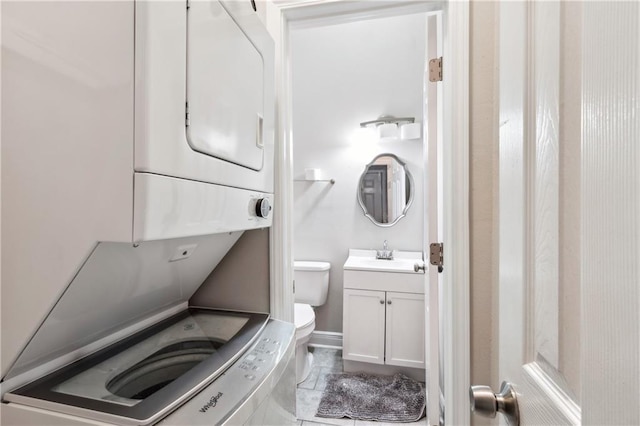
xmin=471 ymin=1 xmax=640 ymax=424
xmin=424 ymin=12 xmax=442 ymax=426
xmin=492 ymin=1 xmax=579 ymax=423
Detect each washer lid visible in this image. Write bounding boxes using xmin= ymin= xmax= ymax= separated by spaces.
xmin=294 ymin=261 xmax=331 ymax=272
xmin=294 ymin=304 xmax=315 ymax=329
xmin=3 ymin=233 xmax=243 ymax=384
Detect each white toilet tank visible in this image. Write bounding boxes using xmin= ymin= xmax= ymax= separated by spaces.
xmin=294 ymin=261 xmax=330 ymax=306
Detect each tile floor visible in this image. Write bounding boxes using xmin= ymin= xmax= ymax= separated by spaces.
xmin=296 ymin=348 xmax=428 ymax=426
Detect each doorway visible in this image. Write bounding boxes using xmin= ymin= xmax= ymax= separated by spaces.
xmin=362 ymin=165 xmax=388 ymax=224
xmin=275 ymin=2 xmax=458 ymax=424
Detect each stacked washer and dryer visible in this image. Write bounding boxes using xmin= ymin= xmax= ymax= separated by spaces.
xmin=1 ymin=1 xmax=295 ymax=425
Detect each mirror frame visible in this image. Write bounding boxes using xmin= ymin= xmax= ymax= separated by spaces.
xmin=357 ymin=153 xmax=414 ymax=227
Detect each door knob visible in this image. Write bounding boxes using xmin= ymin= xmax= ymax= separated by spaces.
xmin=469 ymin=381 xmax=519 ymax=426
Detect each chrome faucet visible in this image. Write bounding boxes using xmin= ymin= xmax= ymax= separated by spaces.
xmin=376 ymin=240 xmax=394 ymax=260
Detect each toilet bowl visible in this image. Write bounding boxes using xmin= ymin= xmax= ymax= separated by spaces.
xmin=293 ymin=261 xmax=330 ymax=384
xmin=294 ymin=303 xmax=315 ymax=383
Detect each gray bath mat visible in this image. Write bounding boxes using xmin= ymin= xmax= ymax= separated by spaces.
xmin=316 ymin=372 xmax=426 ymax=422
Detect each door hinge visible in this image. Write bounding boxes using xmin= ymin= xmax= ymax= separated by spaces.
xmin=185 ymin=102 xmax=190 ymax=127
xmin=186 ymin=0 xmax=191 ymax=10
xmin=430 ymin=242 xmax=443 ymax=273
xmin=429 ymin=57 xmax=443 ymax=82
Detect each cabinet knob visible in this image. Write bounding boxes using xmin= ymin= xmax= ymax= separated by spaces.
xmin=379 ymin=300 xmax=384 ymax=304
xmin=387 ymin=300 xmax=392 ymax=305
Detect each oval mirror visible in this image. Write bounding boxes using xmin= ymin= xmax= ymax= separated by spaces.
xmin=357 ymin=153 xmax=414 ymax=227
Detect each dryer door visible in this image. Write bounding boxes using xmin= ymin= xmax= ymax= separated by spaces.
xmin=186 ymin=0 xmax=264 ymax=171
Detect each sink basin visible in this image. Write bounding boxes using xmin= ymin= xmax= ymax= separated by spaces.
xmin=343 ymin=249 xmax=424 ymax=274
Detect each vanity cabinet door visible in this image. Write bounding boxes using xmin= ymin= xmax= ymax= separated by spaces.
xmin=343 ymin=289 xmax=386 ymax=365
xmin=385 ymin=292 xmax=426 ymax=368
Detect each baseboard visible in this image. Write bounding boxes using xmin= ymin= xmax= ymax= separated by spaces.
xmin=308 ymin=331 xmax=343 ymax=349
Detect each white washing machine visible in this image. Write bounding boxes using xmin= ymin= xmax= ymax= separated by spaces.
xmin=3 ymin=310 xmax=295 ymax=425
xmin=1 ymin=239 xmax=295 ymax=425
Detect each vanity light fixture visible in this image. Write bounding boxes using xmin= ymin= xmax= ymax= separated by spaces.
xmin=359 ymin=116 xmax=415 ymax=128
xmin=359 ymin=116 xmax=417 ymax=141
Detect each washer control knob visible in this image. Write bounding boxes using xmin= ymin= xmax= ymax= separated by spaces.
xmin=255 ymin=198 xmax=272 ymax=218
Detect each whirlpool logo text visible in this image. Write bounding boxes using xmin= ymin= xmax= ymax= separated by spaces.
xmin=199 ymin=392 xmax=223 ymax=413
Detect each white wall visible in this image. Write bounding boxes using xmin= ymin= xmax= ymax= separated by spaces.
xmin=469 ymin=2 xmax=498 ymax=424
xmin=1 ymin=1 xmax=134 ymax=376
xmin=291 ymin=14 xmax=426 ymax=333
xmin=191 ymin=229 xmax=271 ymax=313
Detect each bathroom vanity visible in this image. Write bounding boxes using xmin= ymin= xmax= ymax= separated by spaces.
xmin=342 ymin=249 xmax=426 ymax=379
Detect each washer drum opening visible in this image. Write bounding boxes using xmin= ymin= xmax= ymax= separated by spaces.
xmin=106 ymin=339 xmax=225 ymax=400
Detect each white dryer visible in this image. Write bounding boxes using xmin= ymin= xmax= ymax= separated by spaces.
xmin=135 ymin=0 xmax=275 ymax=192
xmin=133 ymin=0 xmax=276 ymax=242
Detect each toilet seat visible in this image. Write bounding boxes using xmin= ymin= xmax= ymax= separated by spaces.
xmin=294 ymin=303 xmax=315 ymax=339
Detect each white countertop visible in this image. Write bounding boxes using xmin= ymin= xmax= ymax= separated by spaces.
xmin=343 ymin=249 xmax=424 ymax=274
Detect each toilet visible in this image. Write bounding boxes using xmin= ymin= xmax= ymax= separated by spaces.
xmin=293 ymin=260 xmax=330 ymax=384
